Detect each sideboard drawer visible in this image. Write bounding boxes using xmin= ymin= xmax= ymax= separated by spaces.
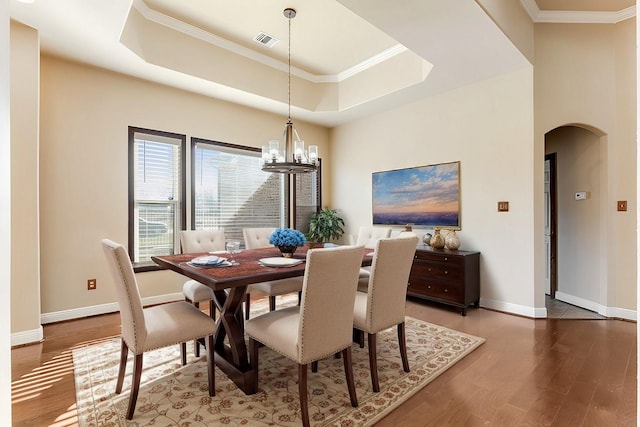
xmin=411 ymin=260 xmax=461 ymax=282
xmin=414 ymin=251 xmax=463 ymax=266
xmin=408 ymin=279 xmax=462 ymax=303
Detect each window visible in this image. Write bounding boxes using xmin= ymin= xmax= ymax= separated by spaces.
xmin=129 ymin=127 xmax=186 ymax=270
xmin=191 ymin=138 xmax=320 ymax=245
xmin=294 ymin=160 xmax=321 ymax=230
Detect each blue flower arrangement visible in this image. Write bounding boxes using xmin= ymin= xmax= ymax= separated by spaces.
xmin=269 ymin=228 xmax=306 ymax=248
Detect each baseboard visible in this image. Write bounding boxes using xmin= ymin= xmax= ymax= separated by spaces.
xmin=555 ymin=291 xmax=636 ymax=321
xmin=11 ymin=325 xmax=43 ymax=347
xmin=555 ymin=291 xmax=601 ymax=313
xmin=605 ymin=307 xmax=637 ymax=321
xmin=479 ymin=298 xmax=546 ymax=318
xmin=39 ymin=292 xmax=184 ymax=325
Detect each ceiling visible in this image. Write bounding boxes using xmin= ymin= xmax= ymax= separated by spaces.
xmin=9 ymin=0 xmax=636 ymax=127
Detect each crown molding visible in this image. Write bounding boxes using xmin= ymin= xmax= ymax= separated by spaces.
xmin=337 ymin=44 xmax=408 ymax=82
xmin=520 ymin=0 xmax=636 ymax=24
xmin=131 ymin=0 xmax=407 ymax=84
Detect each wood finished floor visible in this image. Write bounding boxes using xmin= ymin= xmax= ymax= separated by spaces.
xmin=11 ymin=296 xmax=637 ymax=426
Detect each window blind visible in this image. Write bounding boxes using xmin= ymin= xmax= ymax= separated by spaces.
xmin=193 ymin=140 xmax=285 ymax=245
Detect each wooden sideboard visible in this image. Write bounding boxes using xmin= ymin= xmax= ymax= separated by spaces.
xmin=407 ymin=245 xmax=480 ymax=316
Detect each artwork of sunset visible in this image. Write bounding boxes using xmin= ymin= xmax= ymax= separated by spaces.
xmin=372 ymin=161 xmax=460 ymax=228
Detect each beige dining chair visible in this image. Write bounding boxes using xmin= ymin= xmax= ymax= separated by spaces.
xmin=180 ymin=229 xmax=226 ymax=356
xmin=353 ymin=234 xmax=419 ymax=392
xmin=101 ymin=239 xmax=216 ymax=420
xmin=351 ymin=226 xmax=392 ymax=281
xmin=242 ymin=227 xmax=304 ymax=318
xmin=353 ymin=226 xmax=393 ymax=248
xmin=245 ymin=245 xmax=365 ymax=427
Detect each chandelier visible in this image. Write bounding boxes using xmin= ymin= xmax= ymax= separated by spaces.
xmin=262 ymin=8 xmax=318 ymax=174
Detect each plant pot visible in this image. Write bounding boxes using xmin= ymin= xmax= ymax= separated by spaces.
xmin=277 ymin=245 xmax=297 ymax=258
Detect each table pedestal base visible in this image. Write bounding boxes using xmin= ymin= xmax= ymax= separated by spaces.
xmin=214 ymin=352 xmax=258 ymax=394
xmin=212 ymin=286 xmax=258 ymax=395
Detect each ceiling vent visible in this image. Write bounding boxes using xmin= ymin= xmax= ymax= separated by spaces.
xmin=254 ymin=32 xmax=279 ymax=48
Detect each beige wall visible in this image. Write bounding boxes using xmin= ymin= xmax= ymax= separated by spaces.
xmin=546 ymin=127 xmax=603 ymax=306
xmin=535 ymin=18 xmax=637 ymax=315
xmin=36 ymin=55 xmax=329 ymax=319
xmin=331 ymin=67 xmax=538 ymax=315
xmin=2 ymin=0 xmax=14 ymax=418
xmin=10 ymin=21 xmax=41 ymax=343
xmin=477 ymin=0 xmax=534 ymax=63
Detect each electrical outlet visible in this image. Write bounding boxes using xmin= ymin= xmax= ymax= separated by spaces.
xmin=87 ymin=279 xmax=97 ymax=290
xmin=575 ymin=192 xmax=587 ymax=200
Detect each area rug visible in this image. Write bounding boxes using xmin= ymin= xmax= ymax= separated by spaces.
xmin=73 ymin=296 xmax=485 ymax=426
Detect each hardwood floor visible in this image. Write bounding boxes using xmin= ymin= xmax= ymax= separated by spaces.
xmin=11 ymin=296 xmax=637 ymax=426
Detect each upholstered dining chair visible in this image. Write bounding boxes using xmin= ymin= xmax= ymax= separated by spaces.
xmin=353 ymin=234 xmax=419 ymax=392
xmin=353 ymin=226 xmax=393 ymax=248
xmin=351 ymin=226 xmax=392 ymax=281
xmin=245 ymin=245 xmax=365 ymax=427
xmin=242 ymin=227 xmax=304 ymax=318
xmin=180 ymin=229 xmax=226 ymax=356
xmin=101 ymin=239 xmax=216 ymax=420
xmin=356 ymin=230 xmax=417 ymax=292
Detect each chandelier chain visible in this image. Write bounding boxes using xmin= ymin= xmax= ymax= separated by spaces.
xmin=288 ymin=14 xmax=291 ymax=121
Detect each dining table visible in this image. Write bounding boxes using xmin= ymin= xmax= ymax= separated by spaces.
xmin=152 ymin=244 xmax=373 ymax=395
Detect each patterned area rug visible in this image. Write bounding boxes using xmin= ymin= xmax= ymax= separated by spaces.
xmin=73 ymin=296 xmax=484 ymax=426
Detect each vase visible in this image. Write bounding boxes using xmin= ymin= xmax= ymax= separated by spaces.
xmin=422 ymin=233 xmax=432 ymax=246
xmin=429 ymin=229 xmax=445 ymax=249
xmin=444 ymin=230 xmax=461 ymax=250
xmin=277 ymin=245 xmax=297 ymax=258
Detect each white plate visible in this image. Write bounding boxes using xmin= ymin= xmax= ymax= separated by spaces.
xmin=259 ymin=257 xmax=304 ymax=268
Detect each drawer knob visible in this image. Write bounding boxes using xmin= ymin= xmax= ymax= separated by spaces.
xmin=444 ymin=270 xmax=448 ymax=275
xmin=428 ymin=267 xmax=432 ymax=272
xmin=444 ymin=257 xmax=448 ymax=261
xmin=427 ymin=285 xmax=432 ymax=289
xmin=444 ymin=288 xmax=448 ymax=293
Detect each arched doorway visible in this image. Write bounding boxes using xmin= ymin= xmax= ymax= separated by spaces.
xmin=544 ymin=124 xmax=608 ymax=316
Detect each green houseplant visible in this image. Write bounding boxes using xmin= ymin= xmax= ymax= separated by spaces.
xmin=307 ymin=208 xmax=345 ymax=244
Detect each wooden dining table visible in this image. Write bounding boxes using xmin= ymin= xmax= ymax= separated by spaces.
xmin=152 ymin=245 xmax=372 ymax=395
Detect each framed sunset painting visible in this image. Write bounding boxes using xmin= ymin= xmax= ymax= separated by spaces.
xmin=372 ymin=161 xmax=461 ymax=229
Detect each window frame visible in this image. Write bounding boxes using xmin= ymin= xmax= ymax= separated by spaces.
xmin=128 ymin=126 xmax=186 ymax=272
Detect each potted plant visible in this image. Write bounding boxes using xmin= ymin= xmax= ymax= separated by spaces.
xmin=307 ymin=208 xmax=345 ymax=246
